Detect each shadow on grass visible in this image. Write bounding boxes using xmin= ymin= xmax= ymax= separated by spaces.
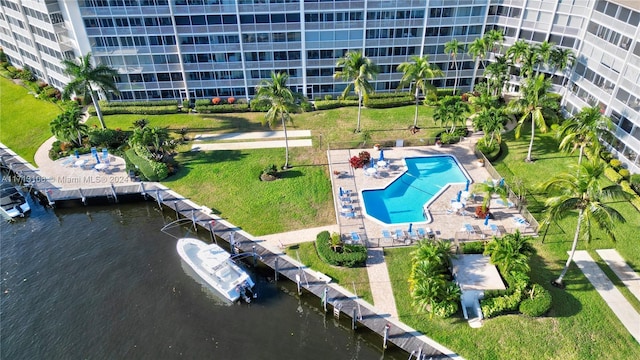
xmin=197 ymin=114 xmax=267 ymax=132
xmin=278 ymin=170 xmax=303 ymax=179
xmin=528 ymin=251 xmax=582 ymax=318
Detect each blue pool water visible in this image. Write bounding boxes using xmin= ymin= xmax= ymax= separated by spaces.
xmin=361 ymin=155 xmax=470 ymax=225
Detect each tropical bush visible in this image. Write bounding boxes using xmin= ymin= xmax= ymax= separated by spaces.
xmin=618 ymin=168 xmax=630 ymax=180
xmin=315 ymin=231 xmax=367 ymax=267
xmin=349 ymin=151 xmax=371 ymax=169
xmin=408 ymin=240 xmax=460 ymax=318
xmin=314 ymin=99 xmax=359 ymax=110
xmin=609 ymin=159 xmax=622 ymax=169
xmin=88 ymin=128 xmax=128 ymax=149
xmin=195 ymin=103 xmax=250 ymax=113
xmin=604 ymin=166 xmax=623 ymax=183
xmin=126 ymin=146 xmax=169 ymax=181
xmin=462 ymin=241 xmax=485 ymax=254
xmin=519 ymin=284 xmax=552 ymax=317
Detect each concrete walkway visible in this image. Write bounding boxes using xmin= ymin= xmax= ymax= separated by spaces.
xmin=193 ymin=139 xmax=312 ymax=151
xmin=571 ymin=250 xmax=640 ymax=343
xmin=193 ymin=130 xmax=311 ymax=141
xmin=596 ymin=249 xmax=640 ymax=303
xmin=366 ymin=248 xmax=399 ymax=318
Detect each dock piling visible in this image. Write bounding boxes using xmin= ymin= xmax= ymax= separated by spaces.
xmin=322 ymin=287 xmax=328 ymax=312
xmin=295 ymin=274 xmax=301 ymax=295
xmin=110 ymin=183 xmax=119 ymax=203
xmin=252 ymin=245 xmax=257 ymax=266
xmin=173 ymin=200 xmax=179 ymax=218
xmin=190 ymin=209 xmax=196 ymax=231
xmin=208 ymin=220 xmax=216 ymax=244
xmin=79 ymin=188 xmax=86 ymax=205
xmin=383 ymin=323 xmax=390 ymax=349
xmin=274 ymin=258 xmax=279 ymax=281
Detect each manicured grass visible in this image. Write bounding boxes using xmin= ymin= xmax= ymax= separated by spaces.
xmin=385 ymin=245 xmax=640 ymax=360
xmin=286 ymin=242 xmax=372 ymax=304
xmin=0 ymin=77 xmax=61 ymax=164
xmin=164 ymin=147 xmax=333 ymax=236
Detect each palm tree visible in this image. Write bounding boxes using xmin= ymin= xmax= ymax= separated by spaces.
xmin=506 ymin=74 xmax=558 ymax=162
xmin=533 ymin=41 xmax=554 ymax=77
xmin=397 ymin=55 xmax=443 ymax=128
xmin=484 ymin=55 xmax=509 ymax=97
xmin=334 ymin=51 xmax=379 ymax=133
xmin=49 ymin=103 xmax=87 ymax=147
xmin=444 ymin=40 xmax=464 ymax=95
xmin=484 ymin=230 xmax=534 ymax=274
xmin=484 ymin=29 xmax=505 ymax=54
xmin=256 ymin=72 xmax=301 ymax=169
xmin=61 ymin=53 xmax=119 ymax=129
xmin=506 ymin=40 xmax=531 ymax=67
xmin=539 ymin=160 xmax=627 ymax=287
xmin=558 ymin=106 xmax=612 ymax=167
xmin=472 ymin=178 xmax=508 ymax=213
xmin=473 ymin=107 xmax=507 ymax=147
xmin=433 ymin=96 xmax=468 ymax=134
xmin=549 ymin=47 xmax=576 ymax=87
xmin=468 ymin=37 xmax=487 ymax=70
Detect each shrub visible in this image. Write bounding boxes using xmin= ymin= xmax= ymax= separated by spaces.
xmin=314 ymin=99 xmax=359 ymax=110
xmin=481 ymin=289 xmax=523 ymax=318
xmin=126 ymin=147 xmax=168 ymax=181
xmin=436 ymin=89 xmax=457 ymax=97
xmin=315 ymin=231 xmax=367 ymax=267
xmin=609 ymin=159 xmax=622 ymax=170
xmin=600 ymin=151 xmax=613 ymax=162
xmin=227 ymin=97 xmax=235 ymax=104
xmin=324 ymin=94 xmax=333 ymax=100
xmin=618 ymin=168 xmax=630 ymax=180
xmin=88 ymin=128 xmax=128 ymax=149
xmin=88 ymin=105 xmax=178 ymax=115
xmin=100 ymin=100 xmax=177 ymax=107
xmin=299 ymin=100 xmax=313 ymax=112
xmin=349 ymin=151 xmax=371 ymax=169
xmin=195 ymin=103 xmax=249 ymax=113
xmin=249 ymin=98 xmax=271 ymax=112
xmin=211 ymin=97 xmax=221 ymax=105
xmin=462 ymin=241 xmax=485 ymax=254
xmin=364 ymin=96 xmax=414 ymax=108
xmin=519 ymin=284 xmax=552 ymax=317
xmin=604 ymin=166 xmax=623 ymax=183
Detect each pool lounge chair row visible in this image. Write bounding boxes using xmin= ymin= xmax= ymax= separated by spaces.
xmin=381 ymin=228 xmax=435 ymax=243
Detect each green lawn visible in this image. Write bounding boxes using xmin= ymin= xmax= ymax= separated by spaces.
xmin=285 ymin=242 xmax=372 ymax=304
xmin=0 ymin=77 xmax=61 ymax=164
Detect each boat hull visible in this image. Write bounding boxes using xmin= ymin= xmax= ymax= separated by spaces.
xmin=1 ymin=183 xmax=30 ymax=218
xmin=176 ymin=238 xmax=254 ymax=303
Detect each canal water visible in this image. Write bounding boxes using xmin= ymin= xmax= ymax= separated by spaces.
xmin=1 ymin=195 xmax=406 ymax=359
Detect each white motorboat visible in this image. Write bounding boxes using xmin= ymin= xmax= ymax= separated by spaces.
xmin=1 ymin=183 xmax=30 ymax=218
xmin=177 ymin=238 xmax=255 ymax=303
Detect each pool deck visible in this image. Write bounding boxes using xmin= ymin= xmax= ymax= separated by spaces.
xmin=328 ymin=138 xmax=536 ymax=248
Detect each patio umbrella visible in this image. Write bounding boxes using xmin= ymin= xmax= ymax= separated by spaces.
xmin=94 ymin=153 xmax=100 ymax=164
xmin=339 ymin=187 xmax=344 ymax=197
xmin=408 ymin=223 xmax=413 ymax=233
xmin=370 ymin=158 xmax=375 ymax=168
xmin=456 ymin=191 xmax=462 ymax=202
xmin=74 ymin=150 xmax=79 ymax=159
xmin=484 ymin=214 xmax=490 ymax=226
xmin=464 ymin=180 xmax=470 ymax=191
xmin=499 ymin=178 xmax=505 ymax=187
xmin=379 ymin=149 xmax=385 ymax=161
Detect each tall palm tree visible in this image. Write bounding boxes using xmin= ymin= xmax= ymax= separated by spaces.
xmin=397 ymin=55 xmax=443 ymax=128
xmin=256 ymin=72 xmax=300 ymax=169
xmin=61 ymin=53 xmax=119 ymax=129
xmin=472 ymin=178 xmax=508 ymax=213
xmin=50 ymin=104 xmax=87 ymax=147
xmin=444 ymin=40 xmax=464 ymax=95
xmin=484 ymin=29 xmax=505 ymax=54
xmin=506 ymin=40 xmax=531 ymax=67
xmin=506 ymin=74 xmax=558 ymax=162
xmin=334 ymin=51 xmax=379 ymax=133
xmin=468 ymin=37 xmax=487 ymax=70
xmin=558 ymin=106 xmax=612 ymax=167
xmin=484 ymin=55 xmax=509 ymax=97
xmin=539 ymin=160 xmax=626 ymax=287
xmin=533 ymin=41 xmax=554 ymax=77
xmin=549 ymin=47 xmax=576 ymax=87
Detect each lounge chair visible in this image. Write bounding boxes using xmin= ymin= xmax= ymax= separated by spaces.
xmin=392 ymin=229 xmax=405 ymax=240
xmin=463 ymin=223 xmax=474 ymax=234
xmin=340 ymin=211 xmax=355 ymax=219
xmin=381 ymin=229 xmax=393 ymax=241
xmin=350 ymin=232 xmax=362 ymax=244
xmin=61 ymin=155 xmax=75 ymax=167
xmin=416 ymin=228 xmax=427 ymax=239
xmin=489 ymin=224 xmax=500 ymax=235
xmin=513 ymin=216 xmax=529 ymax=227
xmin=425 ymin=227 xmax=436 ymax=239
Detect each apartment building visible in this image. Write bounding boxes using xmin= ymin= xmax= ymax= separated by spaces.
xmin=0 ymin=0 xmax=638 ymax=172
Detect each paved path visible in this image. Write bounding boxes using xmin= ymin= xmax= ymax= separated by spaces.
xmin=571 ymin=250 xmax=640 ymax=343
xmin=366 ymin=248 xmax=399 ymax=318
xmin=192 ymin=139 xmax=312 ymax=151
xmin=193 ymin=130 xmax=311 ymax=141
xmin=260 ymin=224 xmax=339 ymax=249
xmin=596 ymin=249 xmax=640 ymax=303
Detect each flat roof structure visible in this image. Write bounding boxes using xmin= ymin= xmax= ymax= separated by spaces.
xmin=451 ymin=254 xmax=506 ymax=292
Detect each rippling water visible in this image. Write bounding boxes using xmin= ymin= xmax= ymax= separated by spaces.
xmin=1 ymin=194 xmax=405 ymax=359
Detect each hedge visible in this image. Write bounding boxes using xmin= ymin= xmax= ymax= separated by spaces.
xmin=125 ymin=147 xmax=168 ymax=181
xmin=462 ymin=241 xmax=485 ymax=254
xmin=314 ymin=99 xmax=359 ymax=110
xmin=364 ymin=96 xmax=415 ymax=108
xmin=99 ymin=100 xmax=177 ymax=107
xmin=315 ymin=231 xmax=367 ymax=267
xmin=195 ymin=103 xmax=250 ymax=113
xmin=604 ymin=166 xmax=623 ymax=183
xmin=89 ymin=105 xmax=179 ymax=115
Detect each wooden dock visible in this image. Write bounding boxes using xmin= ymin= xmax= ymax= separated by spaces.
xmin=1 ymin=145 xmax=459 ymax=359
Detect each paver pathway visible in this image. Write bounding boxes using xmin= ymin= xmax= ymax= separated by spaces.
xmin=366 ymin=248 xmax=399 ymax=319
xmin=571 ymin=250 xmax=640 ymax=343
xmin=192 ymin=139 xmax=312 ymax=151
xmin=596 ymin=249 xmax=640 ymax=302
xmin=193 ymin=130 xmax=311 ymax=141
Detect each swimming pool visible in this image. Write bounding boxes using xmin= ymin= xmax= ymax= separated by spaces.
xmin=361 ymin=155 xmax=471 ymax=225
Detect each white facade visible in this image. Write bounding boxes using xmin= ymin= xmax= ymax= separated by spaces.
xmin=0 ymin=0 xmax=639 ymax=171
